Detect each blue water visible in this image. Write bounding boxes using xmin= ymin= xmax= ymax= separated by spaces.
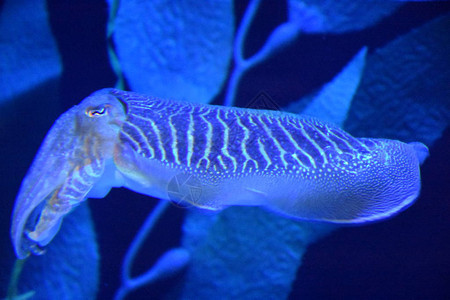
xmin=1 ymin=1 xmax=449 ymax=299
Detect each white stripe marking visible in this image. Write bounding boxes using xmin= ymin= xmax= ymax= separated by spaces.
xmin=258 ymin=116 xmax=289 ymax=168
xmin=257 ymin=138 xmax=272 ymax=170
xmin=217 ymin=110 xmax=238 ymax=172
xmin=123 ymin=120 xmax=155 ymax=158
xmin=236 ymin=116 xmax=259 ymax=172
xmin=277 ymin=119 xmax=311 ymax=170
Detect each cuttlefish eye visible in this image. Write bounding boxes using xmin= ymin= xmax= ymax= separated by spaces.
xmin=85 ymin=104 xmax=110 ymax=117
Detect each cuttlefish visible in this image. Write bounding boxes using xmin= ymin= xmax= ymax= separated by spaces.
xmin=11 ymin=89 xmax=429 ymax=259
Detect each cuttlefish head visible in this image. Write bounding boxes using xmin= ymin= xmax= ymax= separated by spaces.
xmin=11 ymin=89 xmax=128 ymax=259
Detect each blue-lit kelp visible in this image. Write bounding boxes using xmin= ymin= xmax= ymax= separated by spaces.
xmin=106 ymin=0 xmax=234 ymax=104
xmin=181 ymin=208 xmax=334 ymax=299
xmin=114 ymin=201 xmax=190 ymax=300
xmin=10 ymin=203 xmax=99 ymax=299
xmin=288 ymin=47 xmax=368 ymax=123
xmin=287 ymin=0 xmax=403 ymax=33
xmin=0 ymin=0 xmax=61 ymax=103
xmin=344 ymin=13 xmax=450 ymax=145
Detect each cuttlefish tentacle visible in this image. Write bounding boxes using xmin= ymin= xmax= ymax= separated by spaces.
xmin=11 ymin=88 xmax=428 ymax=259
xmin=11 ymin=90 xmax=127 ymax=258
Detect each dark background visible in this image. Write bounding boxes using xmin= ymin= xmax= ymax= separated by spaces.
xmin=2 ymin=1 xmax=449 ymax=299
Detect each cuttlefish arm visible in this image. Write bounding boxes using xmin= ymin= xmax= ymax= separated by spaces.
xmin=12 ymin=88 xmax=429 ymax=259
xmin=11 ymin=89 xmax=127 ymax=258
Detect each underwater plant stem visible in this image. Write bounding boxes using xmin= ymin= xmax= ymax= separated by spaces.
xmin=224 ymin=64 xmax=245 ymax=108
xmin=107 ymin=0 xmax=125 ymax=89
xmin=224 ymin=0 xmax=261 ymax=107
xmin=234 ymin=0 xmax=262 ymax=65
xmin=114 ymin=200 xmax=170 ymax=300
xmin=223 ymin=0 xmax=301 ymax=107
xmin=6 ymin=258 xmax=27 ymax=299
xmin=122 ymin=200 xmax=170 ymax=280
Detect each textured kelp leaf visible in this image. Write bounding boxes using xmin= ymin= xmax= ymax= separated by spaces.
xmin=180 ymin=208 xmax=334 ymax=299
xmin=286 ymin=47 xmax=367 ymax=127
xmin=0 ymin=0 xmax=62 ymax=103
xmin=288 ymin=0 xmax=403 ymax=33
xmin=108 ymin=0 xmax=234 ymax=104
xmin=344 ymin=13 xmax=450 ymax=145
xmin=17 ymin=202 xmax=99 ymax=300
